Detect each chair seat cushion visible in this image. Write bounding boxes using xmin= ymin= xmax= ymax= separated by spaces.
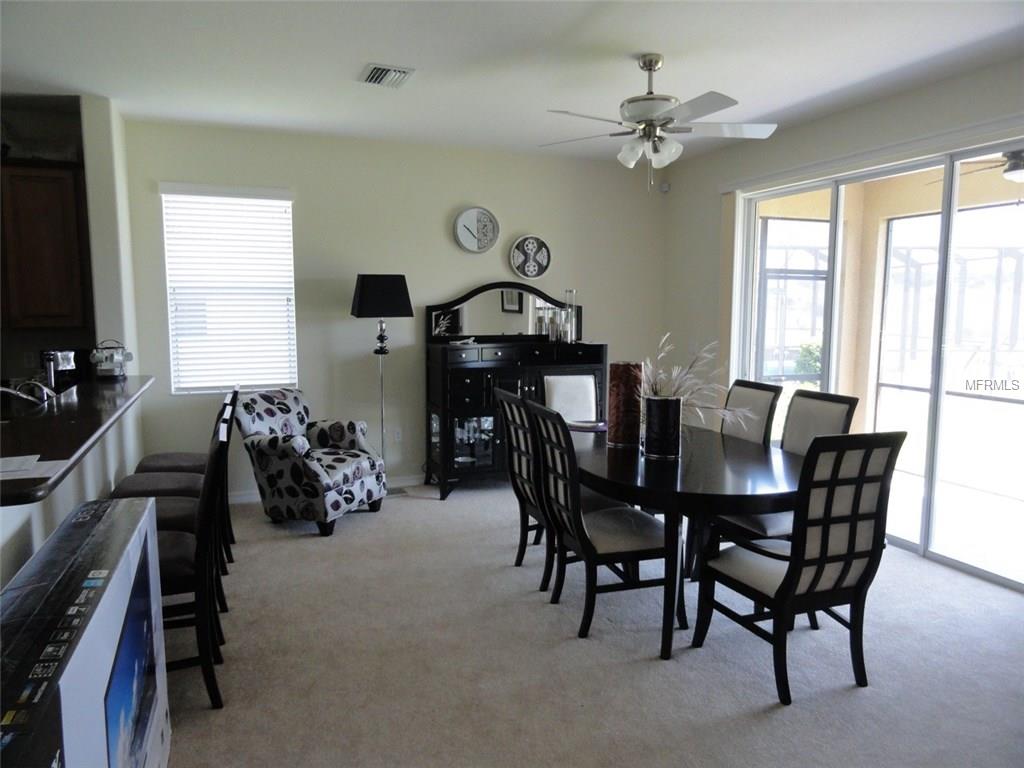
xmin=580 ymin=487 xmax=626 ymax=515
xmin=157 ymin=530 xmax=197 ymax=596
xmin=136 ymin=451 xmax=206 ymax=475
xmin=718 ymin=510 xmax=794 ymax=538
xmin=311 ymin=448 xmax=385 ymax=488
xmin=707 ymin=539 xmax=792 ymax=598
xmin=111 ymin=472 xmax=204 ymax=499
xmin=585 ymin=507 xmax=665 ymax=555
xmin=155 ymin=497 xmax=199 ymax=533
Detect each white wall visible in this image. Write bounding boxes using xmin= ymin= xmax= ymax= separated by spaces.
xmin=80 ymin=95 xmax=139 ymax=366
xmin=122 ymin=121 xmax=668 ymax=497
xmin=663 ymin=56 xmax=1024 ymax=362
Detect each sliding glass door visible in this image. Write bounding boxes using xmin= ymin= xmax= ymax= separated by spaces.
xmin=739 ymin=142 xmax=1024 ymax=588
xmin=931 ymin=158 xmax=1024 ymax=583
xmin=857 ymin=166 xmax=946 ymax=544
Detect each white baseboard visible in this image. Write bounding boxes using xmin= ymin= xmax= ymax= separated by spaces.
xmin=228 ymin=473 xmax=424 ymax=506
xmin=388 ymin=474 xmax=425 ymax=489
xmin=228 ymin=489 xmax=261 ymax=505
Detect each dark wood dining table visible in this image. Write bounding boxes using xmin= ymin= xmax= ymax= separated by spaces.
xmin=571 ymin=425 xmax=804 ymax=659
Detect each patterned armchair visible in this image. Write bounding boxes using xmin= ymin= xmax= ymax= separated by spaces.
xmin=234 ymin=388 xmax=386 ymax=536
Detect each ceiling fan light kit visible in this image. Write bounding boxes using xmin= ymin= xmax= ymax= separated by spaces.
xmin=617 ymin=137 xmax=645 ymax=168
xmin=546 ymin=52 xmax=777 ymax=180
xmin=1003 ymin=151 xmax=1024 ymax=183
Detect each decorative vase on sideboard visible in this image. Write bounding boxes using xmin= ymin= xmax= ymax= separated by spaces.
xmin=608 ymin=361 xmax=642 ymax=446
xmin=643 ymin=396 xmax=681 ymax=459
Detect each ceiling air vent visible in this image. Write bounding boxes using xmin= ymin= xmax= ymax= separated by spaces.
xmin=360 ymin=63 xmax=414 ymax=89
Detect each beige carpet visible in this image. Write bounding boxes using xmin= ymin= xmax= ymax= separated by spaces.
xmin=165 ymin=481 xmax=1024 ymax=768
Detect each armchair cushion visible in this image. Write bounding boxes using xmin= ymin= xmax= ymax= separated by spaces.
xmin=243 ymin=433 xmax=312 ymax=463
xmin=236 ymin=388 xmax=311 ymax=438
xmin=311 ymin=448 xmax=384 ymax=489
xmin=707 ymin=539 xmax=792 ymax=598
xmin=307 ymin=419 xmax=374 ymax=452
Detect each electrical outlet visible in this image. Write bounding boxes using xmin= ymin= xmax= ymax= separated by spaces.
xmin=393 ymin=428 xmax=402 ymax=443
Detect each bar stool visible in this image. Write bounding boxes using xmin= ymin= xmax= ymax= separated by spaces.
xmin=132 ymin=391 xmax=239 ymax=548
xmin=160 ymin=414 xmax=231 ymax=709
xmin=113 ymin=389 xmax=240 ymax=557
xmin=112 ymin=393 xmax=238 ymax=613
xmin=135 ymin=387 xmax=239 ymax=476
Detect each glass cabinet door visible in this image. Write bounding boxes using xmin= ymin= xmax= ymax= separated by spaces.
xmin=429 ymin=411 xmax=442 ymax=464
xmin=452 ymin=416 xmax=496 ymax=470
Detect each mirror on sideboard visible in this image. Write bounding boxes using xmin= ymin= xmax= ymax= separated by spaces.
xmin=427 ymin=283 xmax=582 ymax=342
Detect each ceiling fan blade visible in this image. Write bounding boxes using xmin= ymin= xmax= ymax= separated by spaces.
xmin=925 ymin=163 xmax=1003 ymax=184
xmin=960 ymin=163 xmax=1004 ymax=174
xmin=539 ymin=131 xmax=635 ymax=147
xmin=668 ymin=122 xmax=778 ymax=139
xmin=663 ymin=91 xmax=738 ymax=124
xmin=548 ymin=109 xmax=638 ymax=129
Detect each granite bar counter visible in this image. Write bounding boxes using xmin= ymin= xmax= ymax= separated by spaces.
xmin=0 ymin=376 xmax=153 ymax=585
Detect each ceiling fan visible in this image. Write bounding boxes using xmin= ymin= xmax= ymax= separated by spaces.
xmin=958 ymin=151 xmax=1024 ymax=182
xmin=924 ymin=151 xmax=1024 ymax=185
xmin=543 ymin=53 xmax=777 ymax=173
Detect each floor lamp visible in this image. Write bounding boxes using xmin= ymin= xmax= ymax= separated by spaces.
xmin=350 ymin=274 xmax=413 ymax=465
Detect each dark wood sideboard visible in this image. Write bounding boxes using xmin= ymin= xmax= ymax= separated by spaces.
xmin=424 ymin=282 xmax=606 ymax=499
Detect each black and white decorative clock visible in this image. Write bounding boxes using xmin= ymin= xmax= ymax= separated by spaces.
xmin=509 ymin=235 xmax=551 ymax=280
xmin=454 ymin=207 xmax=499 ymax=253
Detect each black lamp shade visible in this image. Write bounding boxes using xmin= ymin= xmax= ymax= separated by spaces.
xmin=350 ymin=274 xmax=414 ymax=318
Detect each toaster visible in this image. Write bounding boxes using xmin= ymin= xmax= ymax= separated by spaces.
xmin=90 ymin=340 xmax=134 ymax=379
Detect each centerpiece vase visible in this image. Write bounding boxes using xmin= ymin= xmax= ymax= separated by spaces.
xmin=608 ymin=361 xmax=642 ymax=446
xmin=643 ymin=396 xmax=681 ymax=459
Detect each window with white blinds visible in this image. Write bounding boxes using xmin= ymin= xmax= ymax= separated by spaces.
xmin=161 ymin=187 xmax=298 ymax=394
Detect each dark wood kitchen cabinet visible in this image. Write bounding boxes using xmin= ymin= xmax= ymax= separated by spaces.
xmin=1 ymin=164 xmax=93 ymax=329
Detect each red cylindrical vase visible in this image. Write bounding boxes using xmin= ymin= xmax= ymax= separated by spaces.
xmin=608 ymin=361 xmax=643 ymax=446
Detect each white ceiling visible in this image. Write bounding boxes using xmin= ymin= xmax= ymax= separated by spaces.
xmin=3 ymin=2 xmax=1023 ymax=161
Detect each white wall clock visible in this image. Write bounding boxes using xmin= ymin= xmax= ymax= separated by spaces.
xmin=454 ymin=207 xmax=499 ymax=253
xmin=509 ymin=235 xmax=551 ymax=279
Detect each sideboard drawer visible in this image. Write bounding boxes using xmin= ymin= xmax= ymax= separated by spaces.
xmin=449 ymin=371 xmax=486 ymax=409
xmin=521 ymin=344 xmax=556 ymax=363
xmin=447 ymin=347 xmax=480 ymax=364
xmin=555 ymin=344 xmax=604 ymax=364
xmin=481 ymin=346 xmax=518 ymax=362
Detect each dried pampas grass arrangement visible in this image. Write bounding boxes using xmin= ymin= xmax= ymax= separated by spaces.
xmin=641 ymin=334 xmax=748 ymax=427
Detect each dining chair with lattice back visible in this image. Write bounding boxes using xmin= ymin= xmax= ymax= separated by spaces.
xmin=716 ymin=388 xmax=858 ymax=542
xmin=524 ymin=399 xmax=687 ymax=640
xmin=684 ymin=379 xmax=783 ymax=577
xmin=692 ymin=431 xmax=906 ymax=704
xmin=494 ymin=387 xmax=555 ymax=590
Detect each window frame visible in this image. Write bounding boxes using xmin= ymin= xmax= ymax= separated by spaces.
xmin=754 ymin=215 xmax=832 ymax=388
xmin=159 ymin=183 xmax=298 ymax=395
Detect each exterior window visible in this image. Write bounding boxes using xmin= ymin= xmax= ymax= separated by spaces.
xmin=755 ymin=216 xmax=830 ymax=388
xmin=160 ymin=187 xmax=297 ymax=394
